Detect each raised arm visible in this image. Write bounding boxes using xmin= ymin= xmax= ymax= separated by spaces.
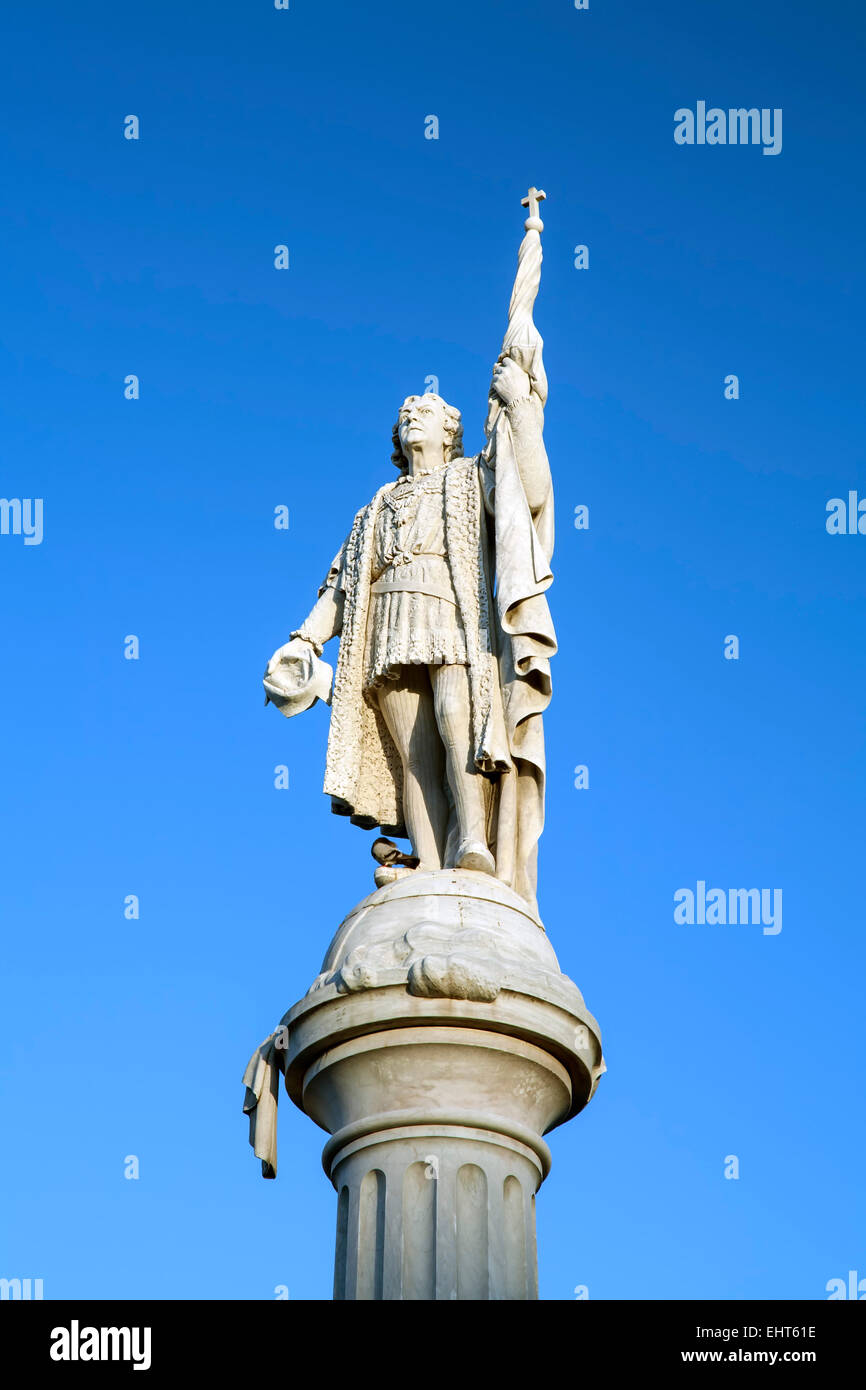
xmin=489 ymin=357 xmax=551 ymax=519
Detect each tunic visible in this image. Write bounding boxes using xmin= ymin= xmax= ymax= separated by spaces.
xmin=365 ymin=465 xmax=478 ymax=689
xmin=311 ymin=462 xmax=496 ymax=696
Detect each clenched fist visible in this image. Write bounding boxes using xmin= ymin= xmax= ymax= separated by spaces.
xmin=490 ymin=355 xmax=531 ymax=408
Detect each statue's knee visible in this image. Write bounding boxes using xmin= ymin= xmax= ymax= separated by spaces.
xmin=404 ymin=748 xmax=436 ymax=781
xmin=434 ymin=671 xmax=469 ymax=732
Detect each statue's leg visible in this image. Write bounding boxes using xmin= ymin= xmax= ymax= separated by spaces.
xmin=429 ymin=663 xmax=494 ymax=873
xmin=374 ymin=666 xmax=448 ymax=871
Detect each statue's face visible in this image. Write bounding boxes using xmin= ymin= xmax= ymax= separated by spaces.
xmin=397 ymin=396 xmax=448 ymax=460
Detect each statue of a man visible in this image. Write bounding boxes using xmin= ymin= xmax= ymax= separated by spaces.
xmin=265 ymin=195 xmax=556 ymax=912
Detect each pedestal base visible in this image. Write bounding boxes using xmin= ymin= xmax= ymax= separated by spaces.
xmin=281 ymin=870 xmax=604 ymax=1301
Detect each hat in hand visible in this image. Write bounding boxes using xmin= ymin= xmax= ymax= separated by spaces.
xmin=263 ymin=638 xmax=333 ymax=719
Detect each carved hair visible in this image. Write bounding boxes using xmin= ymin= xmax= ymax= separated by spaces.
xmin=391 ymin=394 xmax=464 ymax=472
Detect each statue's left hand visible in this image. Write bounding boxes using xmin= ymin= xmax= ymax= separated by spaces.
xmin=491 ymin=356 xmax=532 ymax=407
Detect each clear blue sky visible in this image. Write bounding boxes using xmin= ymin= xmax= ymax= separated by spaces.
xmin=1 ymin=0 xmax=864 ymax=1300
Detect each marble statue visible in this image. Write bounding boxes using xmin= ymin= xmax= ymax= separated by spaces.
xmin=264 ymin=188 xmax=555 ymax=913
xmin=246 ymin=192 xmax=605 ymax=1303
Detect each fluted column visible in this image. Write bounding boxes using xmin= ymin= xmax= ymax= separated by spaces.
xmin=280 ymin=871 xmax=604 ymax=1301
xmin=286 ymin=995 xmax=600 ymax=1300
xmin=330 ymin=1123 xmax=542 ymax=1300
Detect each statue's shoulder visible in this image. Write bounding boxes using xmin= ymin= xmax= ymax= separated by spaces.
xmin=446 ymin=453 xmax=482 ymax=475
xmin=446 ymin=454 xmax=492 ymax=497
xmin=446 ymin=452 xmax=494 ymax=516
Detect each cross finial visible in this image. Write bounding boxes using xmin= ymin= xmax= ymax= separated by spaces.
xmin=521 ymin=185 xmax=546 ymax=231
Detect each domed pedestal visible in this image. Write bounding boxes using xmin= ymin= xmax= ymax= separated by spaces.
xmin=283 ymin=869 xmax=604 ymax=1301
